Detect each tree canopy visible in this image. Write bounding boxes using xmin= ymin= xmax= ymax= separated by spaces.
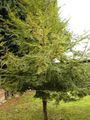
xmin=0 ymin=0 xmax=72 ymax=90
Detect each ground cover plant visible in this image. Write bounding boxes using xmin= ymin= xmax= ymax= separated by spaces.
xmin=0 ymin=91 xmax=90 ymax=120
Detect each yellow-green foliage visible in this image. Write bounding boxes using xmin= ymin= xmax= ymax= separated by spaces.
xmin=0 ymin=0 xmax=72 ymax=76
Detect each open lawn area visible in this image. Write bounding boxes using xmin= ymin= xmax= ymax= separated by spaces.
xmin=0 ymin=92 xmax=90 ymax=120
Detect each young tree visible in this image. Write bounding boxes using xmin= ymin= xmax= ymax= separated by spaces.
xmin=0 ymin=0 xmax=89 ymax=120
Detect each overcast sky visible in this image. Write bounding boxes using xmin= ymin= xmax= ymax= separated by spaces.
xmin=57 ymin=0 xmax=90 ymax=56
xmin=57 ymin=0 xmax=90 ymax=35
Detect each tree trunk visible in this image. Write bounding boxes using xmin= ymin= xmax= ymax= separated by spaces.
xmin=42 ymin=99 xmax=48 ymax=120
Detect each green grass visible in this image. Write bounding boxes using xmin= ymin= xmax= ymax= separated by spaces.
xmin=0 ymin=91 xmax=90 ymax=120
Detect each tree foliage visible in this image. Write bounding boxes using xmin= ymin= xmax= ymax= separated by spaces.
xmin=0 ymin=0 xmax=71 ymax=87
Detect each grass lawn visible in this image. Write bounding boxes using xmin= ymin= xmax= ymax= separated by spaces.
xmin=0 ymin=91 xmax=90 ymax=120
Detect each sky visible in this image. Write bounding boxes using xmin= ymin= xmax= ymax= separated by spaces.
xmin=57 ymin=0 xmax=90 ymax=35
xmin=57 ymin=0 xmax=90 ymax=55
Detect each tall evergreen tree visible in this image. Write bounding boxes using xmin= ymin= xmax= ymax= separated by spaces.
xmin=0 ymin=0 xmax=89 ymax=120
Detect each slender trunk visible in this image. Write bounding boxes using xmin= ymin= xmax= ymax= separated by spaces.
xmin=42 ymin=99 xmax=48 ymax=120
